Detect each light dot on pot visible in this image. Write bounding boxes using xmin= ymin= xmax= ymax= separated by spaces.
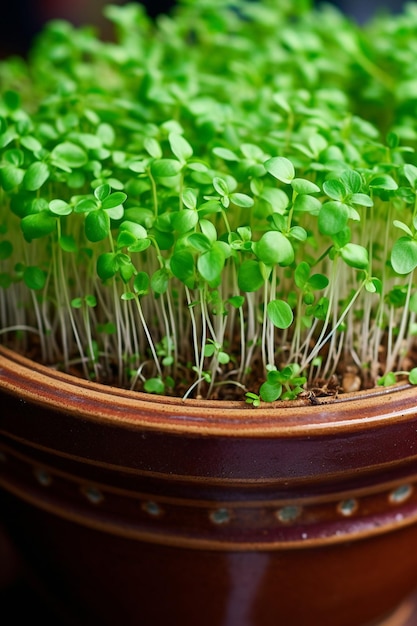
xmin=337 ymin=499 xmax=358 ymax=516
xmin=34 ymin=467 xmax=52 ymax=487
xmin=389 ymin=484 xmax=413 ymax=504
xmin=210 ymin=508 xmax=231 ymax=525
xmin=276 ymin=505 xmax=301 ymax=523
xmin=142 ymin=501 xmax=163 ymax=517
xmin=82 ymin=485 xmax=104 ymax=505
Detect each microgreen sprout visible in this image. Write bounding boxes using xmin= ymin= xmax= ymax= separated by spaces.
xmin=1 ymin=0 xmax=417 ymax=403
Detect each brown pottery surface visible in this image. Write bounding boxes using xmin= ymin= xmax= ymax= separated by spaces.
xmin=2 ymin=345 xmax=417 ymax=626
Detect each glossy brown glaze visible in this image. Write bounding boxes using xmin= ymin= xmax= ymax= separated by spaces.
xmin=1 ymin=345 xmax=417 ymax=626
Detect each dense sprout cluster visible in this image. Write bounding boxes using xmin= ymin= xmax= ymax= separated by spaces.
xmin=1 ymin=0 xmax=417 ymax=402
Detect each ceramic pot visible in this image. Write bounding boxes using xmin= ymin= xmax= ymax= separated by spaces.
xmin=1 ymin=345 xmax=417 ymax=626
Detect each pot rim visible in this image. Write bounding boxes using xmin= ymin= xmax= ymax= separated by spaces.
xmin=0 ymin=345 xmax=416 ymax=437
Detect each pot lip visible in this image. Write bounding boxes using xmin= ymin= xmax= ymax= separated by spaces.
xmin=0 ymin=345 xmax=416 ymax=437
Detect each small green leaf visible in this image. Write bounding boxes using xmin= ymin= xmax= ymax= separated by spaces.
xmin=308 ymin=273 xmax=329 ymax=290
xmin=378 ymin=372 xmax=397 ymax=387
xmin=264 ymin=156 xmax=295 ymax=184
xmin=259 ymin=380 xmax=282 ymax=402
xmin=261 ymin=187 xmax=289 ymax=211
xmin=393 ymin=220 xmax=413 ymax=237
xmin=199 ymin=219 xmax=218 ymax=243
xmin=116 ymin=231 xmax=135 ymax=250
xmin=272 ymin=93 xmax=291 ymax=112
xmin=151 ymin=268 xmax=170 ymax=294
xmin=75 ymin=198 xmax=97 ymax=213
xmin=369 ymin=175 xmax=398 ymax=191
xmin=120 ymin=221 xmax=148 ymax=239
xmin=172 ymin=210 xmax=198 ymax=233
xmin=71 ymin=297 xmax=83 ymax=309
xmin=204 ymin=343 xmax=216 ymax=357
xmin=323 ymin=179 xmax=347 ymax=201
xmin=59 ymin=235 xmax=77 ymax=252
xmin=23 ymin=266 xmax=46 ymax=290
xmin=218 ymin=351 xmax=230 ymax=364
xmin=49 ymin=199 xmax=72 ymax=216
xmin=267 ymin=299 xmax=294 ymax=329
xmin=213 ymin=177 xmax=229 ymax=196
xmin=20 ymin=136 xmax=42 ymax=153
xmin=0 ymin=240 xmax=13 ymax=260
xmin=85 ymin=209 xmax=110 ymax=242
xmin=144 ymin=137 xmax=162 ymax=159
xmin=340 ymin=243 xmax=369 ymax=270
xmin=213 ymin=147 xmax=239 ymax=161
xmin=97 ymin=252 xmax=117 ymax=281
xmin=170 ymin=249 xmax=195 ymax=286
xmin=350 ymin=193 xmax=373 ymax=207
xmin=0 ymin=165 xmax=25 ymax=190
xmin=22 ymin=162 xmax=50 ymax=191
xmin=169 ymin=132 xmax=193 ymax=162
xmin=119 ymin=260 xmax=135 ymax=283
xmin=294 ymin=261 xmax=310 ymax=288
xmin=188 ymin=232 xmax=212 ymax=252
xmin=340 ymin=170 xmax=362 ymax=194
xmin=291 ymin=178 xmax=320 ymax=195
xmin=318 ymin=201 xmax=349 ymax=236
xmin=289 ymin=226 xmax=307 ymax=242
xmin=121 ymin=291 xmax=135 ymax=301
xmin=21 ymin=212 xmax=56 ymax=240
xmin=3 ymin=90 xmax=20 ymax=110
xmin=254 ymin=231 xmax=294 ymax=266
xmin=229 ymin=192 xmax=254 ymax=208
xmin=197 ymin=245 xmax=225 ymax=282
xmin=128 ymin=239 xmax=151 ymax=253
xmin=386 ymin=132 xmax=399 ymax=149
xmin=198 ymin=199 xmax=222 ymax=216
xmin=238 ymin=259 xmax=265 ymax=292
xmin=409 ymin=368 xmax=417 ymax=385
xmin=86 ymin=295 xmax=97 ymax=307
xmin=144 ymin=377 xmax=165 ymax=394
xmin=101 ymin=191 xmax=127 ymax=210
xmin=365 ymin=277 xmax=381 ymax=294
xmin=51 ymin=142 xmax=88 ymax=168
xmin=134 ymin=271 xmax=150 ymax=295
xmin=391 ymin=237 xmax=417 ymax=274
xmin=151 ymin=159 xmax=182 ymax=177
xmin=293 ymin=194 xmax=322 ymax=214
xmin=403 ymin=164 xmax=417 ymax=190
xmin=95 ymin=184 xmax=111 ymax=202
xmin=245 ymin=392 xmax=261 ymax=407
xmin=182 ymin=188 xmax=197 ymax=210
xmin=228 ymin=295 xmax=245 ymax=308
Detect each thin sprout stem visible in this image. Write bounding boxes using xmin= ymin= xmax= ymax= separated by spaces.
xmin=196 ymin=287 xmax=208 ymax=397
xmin=302 ymin=277 xmax=368 ymax=371
xmin=134 ymin=294 xmax=162 ymax=377
xmin=185 ymin=286 xmax=201 ymax=375
xmin=261 ymin=279 xmax=269 ymax=371
xmin=385 ymin=272 xmax=414 ymax=373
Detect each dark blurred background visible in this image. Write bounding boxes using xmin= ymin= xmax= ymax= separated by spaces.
xmin=0 ymin=0 xmax=408 ymax=59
